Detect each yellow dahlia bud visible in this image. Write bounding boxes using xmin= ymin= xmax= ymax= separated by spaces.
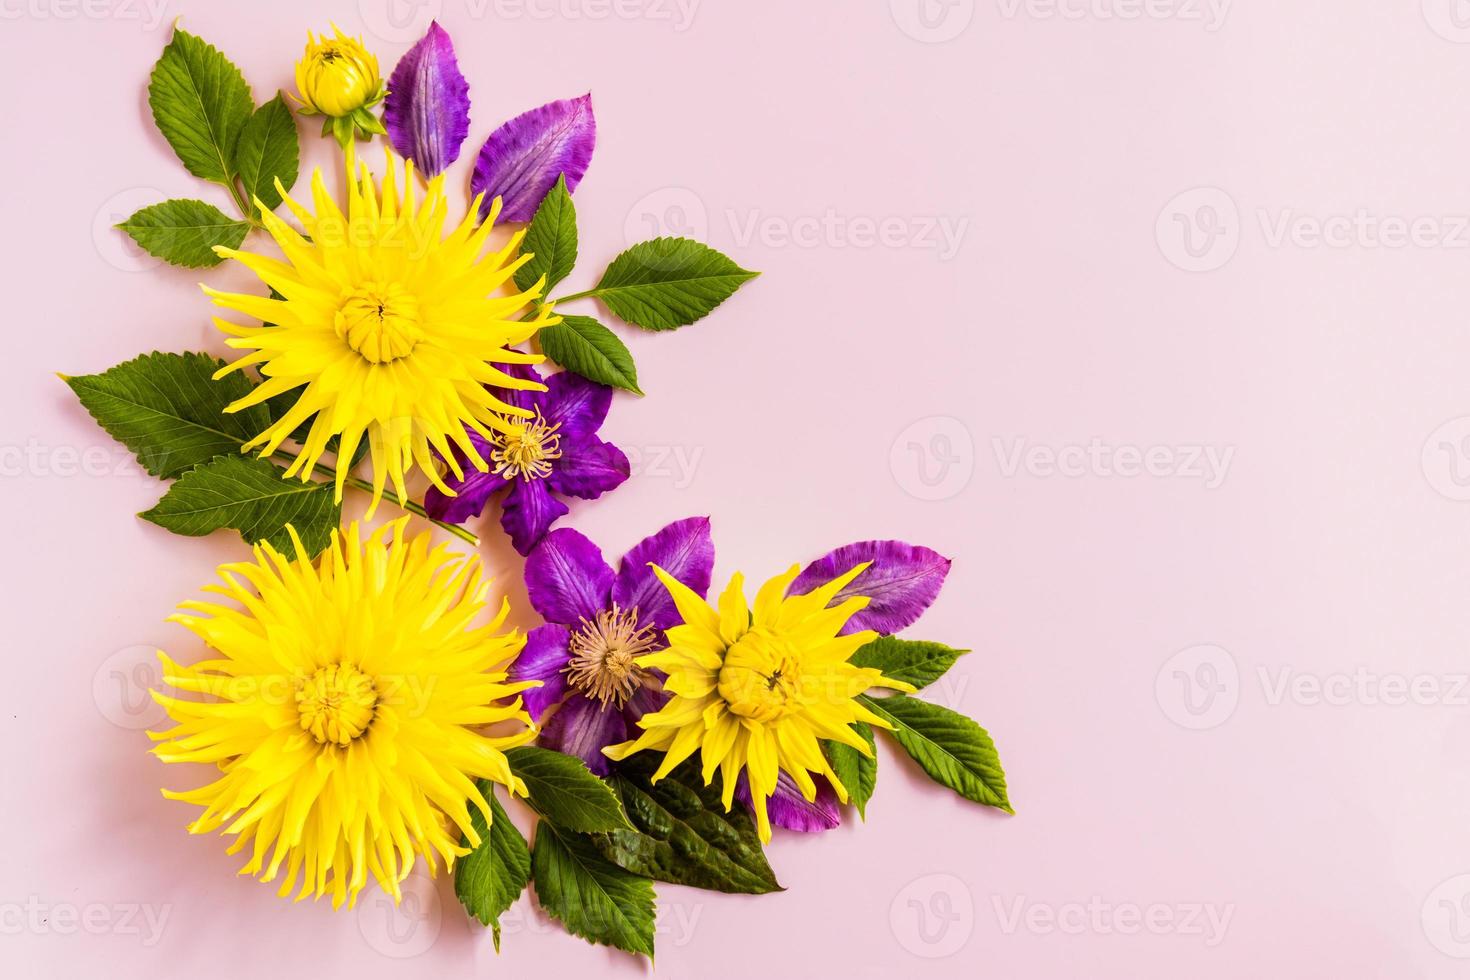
xmin=294 ymin=27 xmax=386 ymax=146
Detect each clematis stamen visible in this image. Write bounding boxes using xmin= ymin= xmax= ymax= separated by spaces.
xmin=564 ymin=604 xmax=658 ymax=708
xmin=489 ymin=409 xmax=563 ymax=480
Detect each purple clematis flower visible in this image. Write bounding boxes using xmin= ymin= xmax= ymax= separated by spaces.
xmin=424 ymin=363 xmax=629 ymax=555
xmin=511 ymin=518 xmax=716 ymax=775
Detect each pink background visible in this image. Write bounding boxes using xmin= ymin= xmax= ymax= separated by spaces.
xmin=8 ymin=0 xmax=1470 ymax=976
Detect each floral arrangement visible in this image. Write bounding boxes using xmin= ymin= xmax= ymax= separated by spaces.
xmin=65 ymin=21 xmax=1011 ymax=957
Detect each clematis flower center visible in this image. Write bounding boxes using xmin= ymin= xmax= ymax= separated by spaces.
xmin=564 ymin=605 xmax=658 ymax=708
xmin=296 ymin=663 xmax=378 ymax=745
xmin=490 ymin=409 xmax=563 ymax=480
xmin=335 ymin=282 xmax=422 ymax=364
xmin=717 ymin=629 xmax=805 ymax=722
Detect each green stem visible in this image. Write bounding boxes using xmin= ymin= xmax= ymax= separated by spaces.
xmin=548 ymin=288 xmax=599 ymax=304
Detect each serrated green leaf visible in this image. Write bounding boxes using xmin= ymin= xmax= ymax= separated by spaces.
xmin=455 ymin=783 xmax=531 ymax=950
xmin=532 ymin=821 xmax=654 ymax=959
xmin=117 ymin=199 xmax=248 ymax=268
xmin=860 ymin=695 xmax=1011 ymax=813
xmin=63 ymin=352 xmax=269 ymax=479
xmin=593 ymin=755 xmax=781 ymax=895
xmin=140 ymin=454 xmax=338 ymax=555
xmin=507 ymin=746 xmax=631 ymax=833
xmin=538 ymin=316 xmax=641 ymax=394
xmin=515 ymin=174 xmax=577 ymax=295
xmin=852 ymin=636 xmax=968 ymax=691
xmin=235 ymin=93 xmax=299 ymax=214
xmin=590 ymin=237 xmax=757 ymax=331
xmin=825 ymin=722 xmax=877 ymax=819
xmin=147 ymin=27 xmax=253 ymax=184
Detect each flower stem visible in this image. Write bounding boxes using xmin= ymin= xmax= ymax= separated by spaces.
xmin=548 ymin=288 xmax=599 ymax=304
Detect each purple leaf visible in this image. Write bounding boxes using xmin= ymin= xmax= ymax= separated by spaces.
xmin=736 ymin=772 xmax=841 ymax=833
xmin=612 ymin=517 xmax=715 ymax=633
xmin=524 ymin=527 xmax=615 ymax=626
xmin=471 ymin=93 xmax=595 ymax=222
xmin=499 ymin=477 xmax=569 ymax=556
xmin=510 ymin=624 xmax=573 ymax=722
xmin=383 ymin=21 xmax=470 ymax=178
xmin=540 ymin=693 xmax=629 ymax=776
xmin=790 ymin=540 xmax=951 ymax=636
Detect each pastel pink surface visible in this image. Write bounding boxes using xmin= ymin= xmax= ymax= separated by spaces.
xmin=5 ymin=1 xmax=1470 ymax=977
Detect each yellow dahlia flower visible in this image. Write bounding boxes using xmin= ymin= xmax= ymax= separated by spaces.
xmin=603 ymin=561 xmax=916 ymax=842
xmin=204 ymin=149 xmax=558 ymax=513
xmin=294 ymin=27 xmax=386 ymax=145
xmin=149 ymin=519 xmax=537 ymax=909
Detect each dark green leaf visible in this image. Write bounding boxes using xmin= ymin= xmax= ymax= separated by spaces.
xmin=140 ymin=454 xmax=339 ymax=556
xmin=860 ymin=695 xmax=1011 ymax=813
xmin=147 ymin=27 xmax=253 ymax=184
xmin=62 ymin=352 xmax=269 ymax=479
xmin=591 ymin=237 xmax=758 ymax=331
xmin=507 ymin=746 xmax=631 ymax=833
xmin=594 ymin=755 xmax=781 ymax=895
xmin=117 ymin=199 xmax=248 ymax=268
xmin=515 ymin=174 xmax=577 ymax=295
xmin=538 ymin=316 xmax=641 ymax=394
xmin=825 ymin=722 xmax=877 ymax=819
xmin=532 ymin=821 xmax=654 ymax=958
xmin=455 ymin=783 xmax=531 ymax=950
xmin=851 ymin=636 xmax=968 ymax=691
xmin=235 ymin=93 xmax=300 ymax=214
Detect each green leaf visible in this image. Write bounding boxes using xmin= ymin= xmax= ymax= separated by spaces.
xmin=62 ymin=352 xmax=269 ymax=480
xmin=234 ymin=93 xmax=300 ymax=214
xmin=593 ymin=755 xmax=781 ymax=895
xmin=532 ymin=821 xmax=655 ymax=959
xmin=117 ymin=199 xmax=248 ymax=268
xmin=538 ymin=316 xmax=641 ymax=394
xmin=851 ymin=636 xmax=968 ymax=691
xmin=506 ymin=746 xmax=631 ymax=833
xmin=860 ymin=695 xmax=1011 ymax=813
xmin=825 ymin=722 xmax=877 ymax=819
xmin=590 ymin=237 xmax=758 ymax=331
xmin=147 ymin=27 xmax=253 ymax=184
xmin=515 ymin=174 xmax=577 ymax=295
xmin=455 ymin=783 xmax=531 ymax=951
xmin=140 ymin=454 xmax=339 ymax=556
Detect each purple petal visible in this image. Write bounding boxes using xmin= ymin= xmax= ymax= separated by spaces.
xmin=611 ymin=517 xmax=715 ymax=633
xmin=471 ymin=94 xmax=596 ymax=223
xmin=789 ymin=540 xmax=951 ymax=635
xmin=736 ymin=771 xmax=841 ymax=833
xmin=423 ymin=430 xmax=507 ymax=524
xmin=510 ymin=624 xmax=572 ymax=722
xmin=623 ymin=683 xmax=669 ymax=722
xmin=542 ymin=371 xmax=611 ymax=438
xmin=524 ymin=527 xmax=615 ymax=625
xmin=548 ymin=436 xmax=629 ymax=500
xmin=383 ymin=21 xmax=471 ymax=178
xmin=540 ymin=693 xmax=627 ymax=776
xmin=499 ymin=477 xmax=569 ymax=556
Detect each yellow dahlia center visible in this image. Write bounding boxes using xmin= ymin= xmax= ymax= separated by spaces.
xmin=295 ymin=663 xmax=378 ymax=745
xmin=491 ymin=409 xmax=563 ymax=480
xmin=565 ymin=605 xmax=657 ymax=708
xmin=335 ymin=282 xmax=422 ymax=364
xmin=717 ymin=630 xmax=804 ymax=722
